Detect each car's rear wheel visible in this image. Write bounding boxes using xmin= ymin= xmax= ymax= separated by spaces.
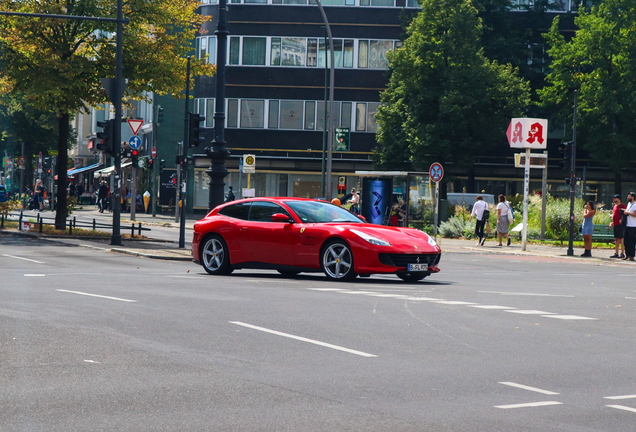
xmin=201 ymin=234 xmax=232 ymax=275
xmin=321 ymin=240 xmax=356 ymax=281
xmin=396 ymin=272 xmax=428 ymax=282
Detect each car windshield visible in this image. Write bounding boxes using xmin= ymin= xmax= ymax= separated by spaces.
xmin=284 ymin=200 xmax=363 ymax=224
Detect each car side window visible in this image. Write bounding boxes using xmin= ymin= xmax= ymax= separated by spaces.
xmin=217 ymin=202 xmax=251 ymax=220
xmin=249 ymin=202 xmax=291 ymax=222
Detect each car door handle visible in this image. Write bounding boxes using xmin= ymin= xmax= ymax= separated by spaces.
xmin=241 ymin=227 xmax=248 ymax=231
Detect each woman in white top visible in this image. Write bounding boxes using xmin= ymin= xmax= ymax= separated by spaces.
xmin=469 ymin=195 xmax=489 ymax=246
xmin=347 ymin=188 xmax=360 ymax=214
xmin=496 ymin=194 xmax=511 ymax=246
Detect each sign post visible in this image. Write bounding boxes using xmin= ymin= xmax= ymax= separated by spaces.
xmin=243 ymin=154 xmax=256 ymax=198
xmin=507 ymin=118 xmax=548 ymax=251
xmin=429 ymin=163 xmax=444 ymax=242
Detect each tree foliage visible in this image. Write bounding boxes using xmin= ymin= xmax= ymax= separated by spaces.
xmin=0 ymin=0 xmax=214 ymax=227
xmin=539 ymin=0 xmax=636 ymax=173
xmin=374 ymin=0 xmax=530 ymax=171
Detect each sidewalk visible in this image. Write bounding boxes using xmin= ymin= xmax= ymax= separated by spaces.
xmin=439 ymin=237 xmax=632 ymax=266
xmin=70 ymin=204 xmax=199 ymax=230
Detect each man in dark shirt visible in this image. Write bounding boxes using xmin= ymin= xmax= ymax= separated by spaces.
xmin=97 ymin=181 xmax=108 ymax=213
xmin=610 ymin=194 xmax=626 ymax=258
xmin=225 ymin=186 xmax=235 ymax=203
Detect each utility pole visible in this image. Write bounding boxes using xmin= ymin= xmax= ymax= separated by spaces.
xmin=179 ymin=57 xmax=191 ymax=249
xmin=111 ymin=0 xmax=125 ymax=246
xmin=567 ymin=90 xmax=578 ymax=257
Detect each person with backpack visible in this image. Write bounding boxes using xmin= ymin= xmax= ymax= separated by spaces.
xmin=469 ymin=195 xmax=489 ymax=246
xmin=496 ymin=194 xmax=512 ymax=246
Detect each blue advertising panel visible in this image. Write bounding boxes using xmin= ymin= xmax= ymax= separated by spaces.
xmin=361 ymin=178 xmax=393 ymax=225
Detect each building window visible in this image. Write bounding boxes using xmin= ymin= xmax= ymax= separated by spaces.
xmin=368 ymin=40 xmax=392 ymax=68
xmin=281 ymin=38 xmax=306 ymax=67
xmin=358 ymin=40 xmax=368 ymax=68
xmin=242 ymin=37 xmax=266 ymax=65
xmin=197 ymin=36 xmax=217 ymax=64
xmin=268 ymin=100 xmax=279 ymax=129
xmin=366 ymin=102 xmax=380 ymax=132
xmin=307 ymin=38 xmax=318 ymax=67
xmin=280 ymin=100 xmax=304 ymax=129
xmin=229 ymin=37 xmax=240 ymax=65
xmin=341 ymin=102 xmax=352 ymax=129
xmin=355 ymin=103 xmax=366 ymax=131
xmin=305 ymin=101 xmax=316 ymax=130
xmin=270 ymin=38 xmax=281 ymax=66
xmin=240 ymin=100 xmax=265 ymax=128
xmin=228 ymin=99 xmax=239 ymax=128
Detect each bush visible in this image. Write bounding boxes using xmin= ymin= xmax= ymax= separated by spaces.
xmin=439 ymin=216 xmax=474 ymax=238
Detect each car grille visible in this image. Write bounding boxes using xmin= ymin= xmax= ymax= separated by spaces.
xmin=378 ymin=253 xmax=441 ymax=268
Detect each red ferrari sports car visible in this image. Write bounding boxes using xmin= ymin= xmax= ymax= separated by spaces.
xmin=192 ymin=197 xmax=441 ymax=281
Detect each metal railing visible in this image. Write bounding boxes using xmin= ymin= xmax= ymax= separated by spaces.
xmin=2 ymin=211 xmax=151 ymax=238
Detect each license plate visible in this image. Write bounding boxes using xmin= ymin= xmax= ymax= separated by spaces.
xmin=407 ymin=263 xmax=428 ymax=272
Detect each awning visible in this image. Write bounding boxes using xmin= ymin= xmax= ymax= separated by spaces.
xmin=94 ymin=161 xmax=132 ymax=178
xmin=67 ymin=163 xmax=102 ymax=176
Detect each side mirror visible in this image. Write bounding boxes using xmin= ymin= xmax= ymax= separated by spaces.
xmin=271 ymin=213 xmax=293 ymax=223
xmin=358 ymin=215 xmax=367 ymax=222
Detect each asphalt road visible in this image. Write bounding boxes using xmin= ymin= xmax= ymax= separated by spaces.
xmin=2 ymin=236 xmax=635 ymax=431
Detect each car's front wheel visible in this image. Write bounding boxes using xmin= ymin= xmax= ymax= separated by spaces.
xmin=321 ymin=240 xmax=356 ymax=281
xmin=201 ymin=234 xmax=232 ymax=275
xmin=396 ymin=272 xmax=428 ymax=282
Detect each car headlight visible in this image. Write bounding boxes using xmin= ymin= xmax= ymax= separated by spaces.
xmin=427 ymin=235 xmax=437 ymax=247
xmin=350 ymin=229 xmax=391 ymax=246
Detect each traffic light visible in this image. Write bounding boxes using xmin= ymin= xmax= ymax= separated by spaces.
xmin=131 ymin=149 xmax=139 ymax=167
xmin=558 ymin=141 xmax=572 ymax=170
xmin=96 ymin=119 xmax=114 ymax=154
xmin=188 ymin=112 xmax=205 ymax=148
xmin=169 ymin=173 xmax=177 ymax=188
xmin=159 ymin=159 xmax=166 ymax=174
xmin=156 ymin=106 xmax=164 ymax=124
xmin=147 ymin=158 xmax=154 ymax=171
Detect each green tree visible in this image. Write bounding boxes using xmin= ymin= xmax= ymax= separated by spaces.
xmin=0 ymin=0 xmax=213 ymax=228
xmin=539 ymin=1 xmax=636 ymax=176
xmin=374 ymin=0 xmax=530 ymax=172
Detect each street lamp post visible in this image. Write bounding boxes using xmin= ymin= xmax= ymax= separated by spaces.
xmin=206 ymin=0 xmax=230 ymax=211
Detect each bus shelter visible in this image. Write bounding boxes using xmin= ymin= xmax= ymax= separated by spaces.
xmin=354 ymin=171 xmax=432 ymax=229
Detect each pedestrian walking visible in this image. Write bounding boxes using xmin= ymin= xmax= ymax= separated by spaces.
xmin=347 ymin=188 xmax=360 ymax=214
xmin=610 ymin=194 xmax=626 ymax=259
xmin=580 ymin=200 xmax=595 ymax=257
xmin=97 ymin=181 xmax=108 ymax=213
xmin=496 ymin=194 xmax=511 ymax=246
xmin=225 ymin=186 xmax=235 ymax=203
xmin=469 ymin=195 xmax=489 ymax=246
xmin=622 ymin=192 xmax=636 ymax=261
xmin=35 ymin=180 xmax=45 ymax=212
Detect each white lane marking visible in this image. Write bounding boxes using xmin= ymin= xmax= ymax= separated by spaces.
xmin=166 ymin=275 xmax=207 ymax=279
xmin=541 ymin=315 xmax=598 ymax=320
xmin=495 ymin=401 xmax=562 ymax=409
xmin=336 ymin=291 xmax=376 ymax=295
xmin=3 ymin=254 xmax=44 ymax=264
xmin=405 ymin=297 xmax=443 ymax=301
xmin=479 ymin=291 xmax=574 ymax=298
xmin=84 ymin=360 xmax=101 ymax=364
xmin=499 ymin=382 xmax=560 ymax=395
xmin=364 ymin=293 xmax=410 ymax=298
xmin=604 ymin=395 xmax=636 ymax=400
xmin=55 ymin=289 xmax=137 ymax=303
xmin=469 ymin=305 xmax=517 ymax=310
xmin=625 ymin=297 xmax=636 ymax=300
xmin=24 ymin=274 xmax=46 ymax=277
xmin=553 ymin=273 xmax=588 ymax=276
xmin=430 ymin=300 xmax=478 ymax=305
xmin=308 ymin=288 xmax=347 ymax=291
xmin=504 ymin=310 xmax=556 ymax=315
xmin=606 ymin=405 xmax=636 ymax=413
xmin=229 ymin=321 xmax=377 ymax=358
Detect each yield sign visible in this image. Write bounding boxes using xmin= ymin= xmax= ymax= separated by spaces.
xmin=127 ymin=119 xmax=144 ymax=135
